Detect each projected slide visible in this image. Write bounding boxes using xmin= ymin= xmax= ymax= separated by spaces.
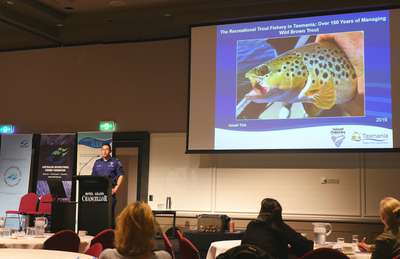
xmin=214 ymin=10 xmax=392 ymax=149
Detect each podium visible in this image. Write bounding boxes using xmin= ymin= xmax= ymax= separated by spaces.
xmin=76 ymin=175 xmax=112 ymax=235
xmin=50 ymin=176 xmax=112 ymax=235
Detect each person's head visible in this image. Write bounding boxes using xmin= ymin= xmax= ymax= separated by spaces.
xmin=101 ymin=143 xmax=112 ymax=159
xmin=115 ymin=201 xmax=155 ymax=256
xmin=258 ymin=198 xmax=282 ymax=222
xmin=379 ymin=197 xmax=400 ymax=232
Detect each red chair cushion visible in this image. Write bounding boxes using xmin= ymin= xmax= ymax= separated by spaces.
xmin=19 ymin=193 xmax=39 ymax=214
xmin=90 ymin=229 xmax=115 ymax=250
xmin=37 ymin=194 xmax=53 ymax=215
xmin=43 ymin=230 xmax=80 ymax=252
xmin=85 ymin=242 xmax=104 ymax=257
xmin=5 ymin=210 xmax=20 ymax=214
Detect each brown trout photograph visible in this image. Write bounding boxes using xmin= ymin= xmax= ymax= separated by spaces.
xmin=236 ymin=31 xmax=365 ymax=120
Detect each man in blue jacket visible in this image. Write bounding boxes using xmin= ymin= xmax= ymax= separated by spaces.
xmin=92 ymin=143 xmax=124 ymax=228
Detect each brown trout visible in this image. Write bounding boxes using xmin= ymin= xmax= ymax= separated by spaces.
xmin=244 ymin=40 xmax=358 ymax=117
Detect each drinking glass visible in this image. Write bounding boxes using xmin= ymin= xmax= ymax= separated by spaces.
xmin=0 ymin=217 xmax=5 ymax=228
xmin=26 ymin=227 xmax=36 ymax=236
xmin=337 ymin=237 xmax=345 ymax=250
xmin=352 ymin=235 xmax=359 ymax=251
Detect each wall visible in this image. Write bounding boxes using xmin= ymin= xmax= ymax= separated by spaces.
xmin=149 ymin=133 xmax=400 ymax=222
xmin=150 ymin=133 xmax=400 ymax=241
xmin=1 ymin=39 xmax=188 ymax=133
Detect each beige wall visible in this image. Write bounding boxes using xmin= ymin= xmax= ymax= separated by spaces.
xmin=1 ymin=39 xmax=189 ymax=133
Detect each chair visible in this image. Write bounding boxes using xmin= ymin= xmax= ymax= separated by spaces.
xmin=175 ymin=229 xmax=184 ymax=240
xmin=300 ymin=248 xmax=349 ymax=259
xmin=393 ymin=256 xmax=400 ymax=259
xmin=36 ymin=194 xmax=54 ymax=216
xmin=90 ymin=228 xmax=115 ymax=250
xmin=86 ymin=242 xmax=104 ymax=257
xmin=43 ymin=229 xmax=80 ymax=252
xmin=179 ymin=236 xmax=200 ymax=259
xmin=5 ymin=192 xmax=39 ymax=228
xmin=217 ymin=244 xmax=273 ymax=259
xmin=162 ymin=232 xmax=175 ymax=259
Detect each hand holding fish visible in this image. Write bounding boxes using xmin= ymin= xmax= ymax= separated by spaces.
xmin=316 ymin=32 xmax=364 ymax=96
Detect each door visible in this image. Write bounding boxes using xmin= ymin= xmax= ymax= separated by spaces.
xmin=114 ymin=147 xmax=139 ymax=217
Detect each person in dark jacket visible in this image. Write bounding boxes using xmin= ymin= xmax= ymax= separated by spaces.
xmin=241 ymin=198 xmax=313 ymax=259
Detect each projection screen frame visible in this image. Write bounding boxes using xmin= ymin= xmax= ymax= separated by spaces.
xmin=187 ymin=4 xmax=400 ymax=154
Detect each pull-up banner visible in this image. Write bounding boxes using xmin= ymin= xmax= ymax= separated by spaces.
xmin=36 ymin=134 xmax=75 ymax=200
xmin=0 ymin=134 xmax=33 ymax=218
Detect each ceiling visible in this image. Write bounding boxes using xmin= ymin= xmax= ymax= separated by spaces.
xmin=0 ymin=0 xmax=398 ymax=51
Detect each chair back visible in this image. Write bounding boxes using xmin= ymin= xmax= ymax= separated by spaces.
xmin=37 ymin=194 xmax=53 ymax=215
xmin=86 ymin=242 xmax=104 ymax=257
xmin=162 ymin=232 xmax=175 ymax=259
xmin=176 ymin=229 xmax=184 ymax=240
xmin=43 ymin=230 xmax=80 ymax=252
xmin=179 ymin=236 xmax=200 ymax=259
xmin=217 ymin=244 xmax=273 ymax=259
xmin=19 ymin=193 xmax=39 ymax=214
xmin=90 ymin=228 xmax=115 ymax=249
xmin=393 ymin=255 xmax=400 ymax=259
xmin=300 ymin=248 xmax=349 ymax=259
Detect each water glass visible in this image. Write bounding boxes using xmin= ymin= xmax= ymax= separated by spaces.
xmin=0 ymin=217 xmax=5 ymax=228
xmin=35 ymin=226 xmax=45 ymax=237
xmin=0 ymin=228 xmax=11 ymax=238
xmin=336 ymin=237 xmax=345 ymax=250
xmin=26 ymin=227 xmax=36 ymax=236
xmin=352 ymin=235 xmax=359 ymax=251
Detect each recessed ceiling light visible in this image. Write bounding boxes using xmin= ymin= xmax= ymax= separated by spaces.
xmin=109 ymin=0 xmax=126 ymax=7
xmin=56 ymin=23 xmax=64 ymax=27
xmin=164 ymin=13 xmax=172 ymax=17
xmin=5 ymin=0 xmax=14 ymax=5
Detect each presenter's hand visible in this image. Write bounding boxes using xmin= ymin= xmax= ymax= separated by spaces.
xmin=112 ymin=187 xmax=117 ymax=195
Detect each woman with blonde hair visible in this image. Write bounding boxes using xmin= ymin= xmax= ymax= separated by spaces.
xmin=359 ymin=197 xmax=400 ymax=259
xmin=100 ymin=201 xmax=171 ymax=259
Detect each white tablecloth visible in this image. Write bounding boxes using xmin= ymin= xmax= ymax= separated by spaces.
xmin=0 ymin=234 xmax=93 ymax=253
xmin=206 ymin=240 xmax=372 ymax=259
xmin=206 ymin=240 xmax=241 ymax=259
xmin=0 ymin=248 xmax=93 ymax=259
xmin=348 ymin=253 xmax=372 ymax=259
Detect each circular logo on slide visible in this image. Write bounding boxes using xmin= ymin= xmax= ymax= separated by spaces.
xmin=3 ymin=167 xmax=22 ymax=187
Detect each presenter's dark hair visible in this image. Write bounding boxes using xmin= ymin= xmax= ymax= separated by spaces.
xmin=101 ymin=143 xmax=112 ymax=151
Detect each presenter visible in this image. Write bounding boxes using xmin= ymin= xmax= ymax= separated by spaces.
xmin=92 ymin=143 xmax=124 ymax=228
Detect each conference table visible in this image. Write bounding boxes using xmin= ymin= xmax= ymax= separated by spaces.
xmin=0 ymin=233 xmax=93 ymax=253
xmin=206 ymin=240 xmax=372 ymax=259
xmin=0 ymin=248 xmax=93 ymax=259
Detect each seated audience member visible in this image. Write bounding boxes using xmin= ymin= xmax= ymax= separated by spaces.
xmin=359 ymin=197 xmax=400 ymax=259
xmin=100 ymin=201 xmax=171 ymax=259
xmin=241 ymin=198 xmax=313 ymax=259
